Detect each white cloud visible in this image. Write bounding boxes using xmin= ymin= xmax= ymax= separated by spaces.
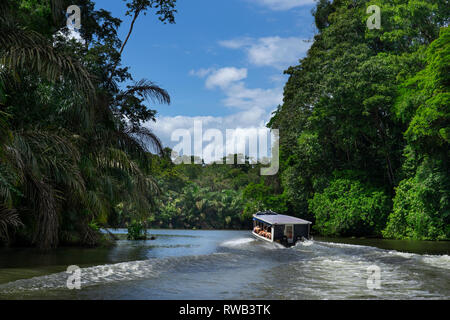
xmin=189 ymin=68 xmax=214 ymax=78
xmin=219 ymin=36 xmax=310 ymax=69
xmin=218 ymin=38 xmax=253 ymax=49
xmin=270 ymin=74 xmax=287 ymax=83
xmin=145 ymin=107 xmax=274 ymax=163
xmin=205 ymin=67 xmax=248 ymax=89
xmin=250 ymin=0 xmax=315 ymax=11
xmin=190 ymin=67 xmax=283 ymax=110
xmin=66 ymin=28 xmax=85 ymax=43
xmin=223 ymin=82 xmax=282 ymax=109
xmin=54 ymin=27 xmax=85 ymax=45
xmin=178 ymin=66 xmax=283 ymax=161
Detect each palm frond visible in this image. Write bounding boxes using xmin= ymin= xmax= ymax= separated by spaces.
xmin=29 ymin=178 xmax=60 ymax=249
xmin=82 ymin=190 xmax=110 ymax=221
xmin=3 ymin=128 xmax=86 ymax=249
xmin=0 ymin=163 xmax=22 ymax=206
xmin=9 ymin=129 xmax=83 ymax=189
xmin=0 ymin=206 xmax=23 ymax=241
xmin=0 ymin=22 xmax=95 ymax=98
xmin=127 ymin=125 xmax=164 ymax=156
xmin=119 ymin=79 xmax=171 ymax=105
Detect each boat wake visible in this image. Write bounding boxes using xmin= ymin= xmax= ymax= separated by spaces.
xmin=220 ymin=237 xmax=255 ymax=248
xmin=0 ymin=235 xmax=448 ymax=299
xmin=295 ymin=239 xmax=314 ymax=247
xmin=0 ymin=253 xmax=236 ymax=296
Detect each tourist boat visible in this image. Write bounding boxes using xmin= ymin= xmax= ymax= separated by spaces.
xmin=252 ymin=211 xmax=312 ymax=247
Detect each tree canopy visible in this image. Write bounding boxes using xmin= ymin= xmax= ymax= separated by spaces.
xmin=0 ymin=0 xmax=176 ymax=248
xmin=0 ymin=0 xmax=448 ymax=247
xmin=268 ymin=0 xmax=449 ymax=240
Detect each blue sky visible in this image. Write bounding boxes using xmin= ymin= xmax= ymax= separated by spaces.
xmin=93 ymin=0 xmax=317 ymax=157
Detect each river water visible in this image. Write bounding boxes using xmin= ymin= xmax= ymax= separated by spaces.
xmin=0 ymin=229 xmax=449 ymax=300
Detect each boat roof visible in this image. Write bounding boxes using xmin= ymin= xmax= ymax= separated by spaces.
xmin=253 ymin=211 xmax=311 ymax=225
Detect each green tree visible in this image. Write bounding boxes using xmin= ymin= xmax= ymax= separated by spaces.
xmin=309 ymin=177 xmax=391 ymax=237
xmin=0 ymin=0 xmax=177 ymax=248
xmin=383 ymin=27 xmax=450 ymax=240
xmin=268 ymin=0 xmax=448 ymax=238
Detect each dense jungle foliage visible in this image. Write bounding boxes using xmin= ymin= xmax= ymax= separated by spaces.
xmin=268 ymin=0 xmax=449 ymax=240
xmin=0 ymin=0 xmax=448 ymax=249
xmin=0 ymin=0 xmax=177 ymax=248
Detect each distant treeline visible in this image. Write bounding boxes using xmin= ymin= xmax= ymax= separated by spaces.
xmin=144 ymin=153 xmax=286 ymax=231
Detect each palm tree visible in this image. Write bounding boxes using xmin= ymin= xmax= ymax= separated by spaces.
xmin=0 ymin=1 xmax=94 ymax=95
xmin=0 ymin=1 xmax=92 ymax=246
xmin=0 ymin=207 xmax=23 ymax=242
xmin=0 ymin=0 xmax=171 ymax=248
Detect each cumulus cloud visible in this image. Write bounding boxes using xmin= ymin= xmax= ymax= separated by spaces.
xmin=180 ymin=64 xmax=284 ymax=162
xmin=218 ymin=38 xmax=253 ymax=49
xmin=250 ymin=0 xmax=315 ymax=11
xmin=205 ymin=67 xmax=248 ymax=89
xmin=190 ymin=67 xmax=283 ymax=110
xmin=219 ymin=36 xmax=310 ymax=69
xmin=223 ymin=82 xmax=282 ymax=109
xmin=145 ymin=107 xmax=274 ymax=163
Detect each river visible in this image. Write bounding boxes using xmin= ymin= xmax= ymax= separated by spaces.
xmin=0 ymin=229 xmax=449 ymax=299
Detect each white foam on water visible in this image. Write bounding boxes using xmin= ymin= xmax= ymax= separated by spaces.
xmin=221 ymin=237 xmax=286 ymax=251
xmin=421 ymin=254 xmax=450 ymax=270
xmin=316 ymin=241 xmax=373 ymax=250
xmin=270 ymin=242 xmax=287 ymax=249
xmin=296 ymin=240 xmax=314 ymax=247
xmin=386 ymin=250 xmax=415 ymax=258
xmin=267 ymin=253 xmax=444 ymax=299
xmin=1 ymin=234 xmax=448 ymax=299
xmin=0 ymin=252 xmax=237 ymax=295
xmin=0 ymin=259 xmax=160 ymax=294
xmin=384 ymin=250 xmax=450 ymax=269
xmin=220 ymin=237 xmax=255 ymax=248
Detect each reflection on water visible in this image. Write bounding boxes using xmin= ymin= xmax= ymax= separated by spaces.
xmin=0 ymin=229 xmax=449 ymax=300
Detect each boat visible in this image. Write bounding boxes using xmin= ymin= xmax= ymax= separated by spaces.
xmin=251 ymin=210 xmax=312 ymax=247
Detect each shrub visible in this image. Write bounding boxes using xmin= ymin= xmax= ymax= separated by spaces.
xmin=127 ymin=221 xmax=147 ymax=240
xmin=242 ymin=182 xmax=288 ymax=218
xmin=309 ymin=178 xmax=390 ymax=237
xmin=383 ymin=158 xmax=450 ymax=240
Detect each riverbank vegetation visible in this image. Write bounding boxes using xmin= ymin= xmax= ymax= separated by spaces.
xmin=153 ymin=0 xmax=449 ymax=241
xmin=0 ymin=0 xmax=448 ymax=249
xmin=0 ymin=0 xmax=177 ymax=248
xmin=267 ymin=0 xmax=449 ymax=240
xmin=149 ymin=153 xmax=277 ymax=230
